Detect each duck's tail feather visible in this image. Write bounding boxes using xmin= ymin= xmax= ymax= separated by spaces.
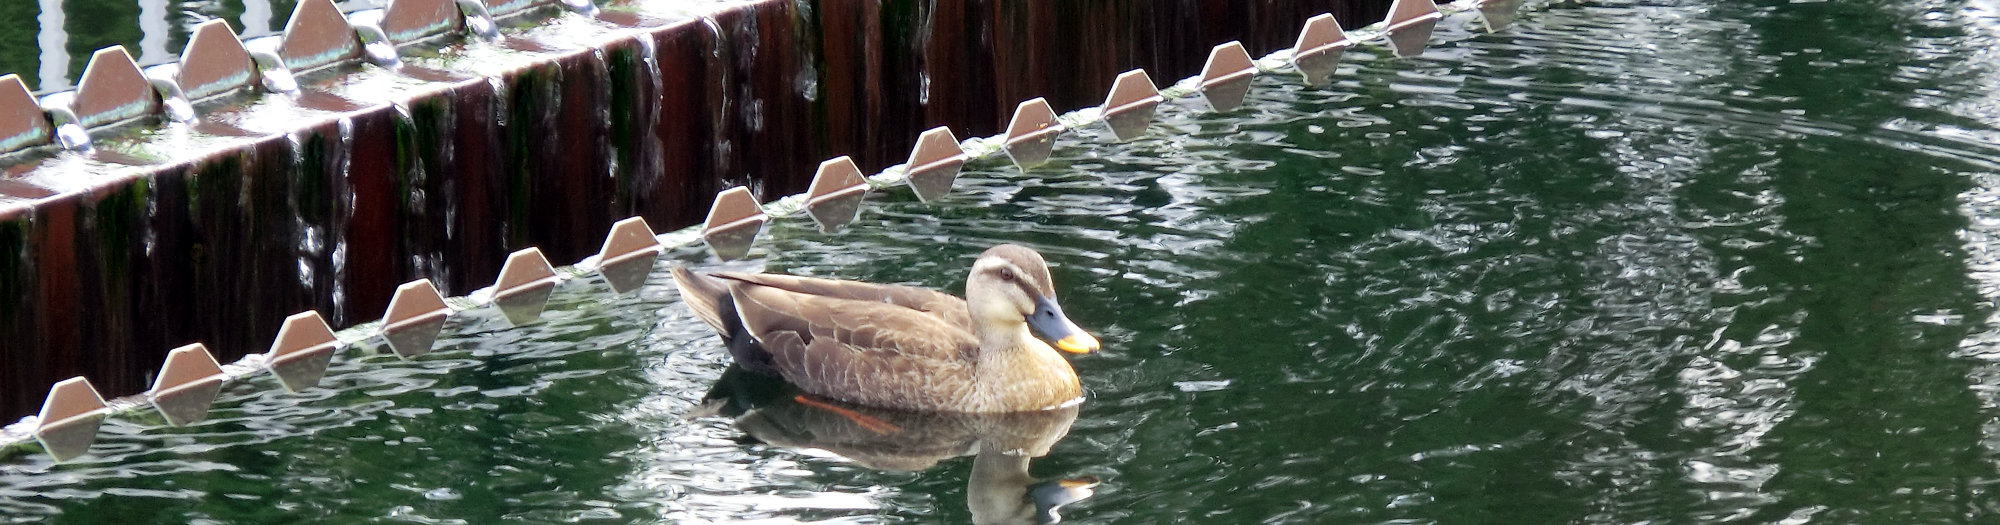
xmin=672 ymin=266 xmax=734 ymax=334
xmin=673 ymin=267 xmax=783 ymax=376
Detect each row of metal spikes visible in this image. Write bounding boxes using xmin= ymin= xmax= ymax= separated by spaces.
xmin=27 ymin=215 xmax=664 ymax=463
xmin=695 ymin=0 xmax=1505 ymax=258
xmin=15 ymin=0 xmax=1520 ymax=463
xmin=0 ymin=0 xmax=592 ymax=156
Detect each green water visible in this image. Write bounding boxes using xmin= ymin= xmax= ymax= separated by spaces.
xmin=9 ymin=0 xmax=2000 ymax=522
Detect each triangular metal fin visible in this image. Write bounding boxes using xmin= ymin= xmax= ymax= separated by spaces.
xmin=806 ymin=156 xmax=870 ymax=233
xmin=35 ymin=377 xmax=109 ymax=462
xmin=598 ymin=217 xmax=662 ymax=294
xmin=382 ymin=279 xmax=451 ymax=359
xmin=1101 ymin=70 xmax=1161 ymax=142
xmin=279 ymin=0 xmax=362 ymax=72
xmin=73 ymin=47 xmax=159 ymax=129
xmin=178 ymin=20 xmax=257 ymax=101
xmin=1004 ymin=98 xmax=1063 ymax=170
xmin=148 ymin=343 xmax=228 ymax=426
xmin=267 ymin=311 xmax=339 ymax=392
xmin=904 ymin=127 xmax=966 ymax=202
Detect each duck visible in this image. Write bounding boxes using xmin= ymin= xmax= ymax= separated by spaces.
xmin=671 ymin=244 xmax=1100 ymax=413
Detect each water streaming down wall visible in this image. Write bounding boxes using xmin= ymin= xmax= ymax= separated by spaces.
xmin=0 ymin=0 xmax=1394 ymax=421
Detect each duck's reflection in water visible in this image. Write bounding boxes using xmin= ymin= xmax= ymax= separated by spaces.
xmin=695 ymin=365 xmax=1100 ymax=524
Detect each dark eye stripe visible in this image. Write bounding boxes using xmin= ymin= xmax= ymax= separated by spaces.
xmin=1015 ymin=278 xmax=1040 ymax=299
xmin=988 ymin=264 xmax=1042 ymax=298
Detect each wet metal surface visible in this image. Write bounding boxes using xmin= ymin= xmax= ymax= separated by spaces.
xmin=382 ymin=280 xmax=452 ymax=359
xmin=1102 ymin=70 xmax=1163 ymax=143
xmin=598 ymin=217 xmax=664 ymax=295
xmin=143 ymin=344 xmax=226 ymax=427
xmin=278 ymin=0 xmax=363 ymax=73
xmin=1198 ymin=41 xmax=1258 ymax=113
xmin=701 ymin=186 xmax=766 ymax=261
xmin=176 ymin=20 xmax=258 ymax=102
xmin=804 ymin=156 xmax=869 ymax=234
xmin=30 ymin=377 xmax=105 ymax=463
xmin=491 ymin=248 xmax=560 ymax=326
xmin=383 ymin=0 xmax=465 ymax=44
xmin=69 ymin=48 xmax=157 ymax=130
xmin=1004 ymin=98 xmax=1064 ymax=170
xmin=904 ymin=126 xmax=968 ymax=203
xmin=265 ymin=312 xmax=341 ymax=393
xmin=1293 ymin=13 xmax=1354 ymax=86
xmin=0 ymin=75 xmax=51 ymax=152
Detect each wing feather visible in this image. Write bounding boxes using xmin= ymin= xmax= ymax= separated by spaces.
xmin=729 ymin=283 xmax=979 ymax=410
xmin=717 ymin=272 xmax=973 ymax=331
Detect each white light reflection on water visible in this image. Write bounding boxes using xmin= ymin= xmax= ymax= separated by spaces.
xmin=1948 ymin=0 xmax=2000 ymax=493
xmin=35 ymin=0 xmax=69 ymax=92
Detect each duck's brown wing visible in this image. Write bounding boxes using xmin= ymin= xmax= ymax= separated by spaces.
xmin=716 ymin=272 xmax=972 ymax=331
xmin=729 ymin=282 xmax=980 ymax=411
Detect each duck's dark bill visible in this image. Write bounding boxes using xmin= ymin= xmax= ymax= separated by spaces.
xmin=1029 ymin=296 xmax=1100 ymax=354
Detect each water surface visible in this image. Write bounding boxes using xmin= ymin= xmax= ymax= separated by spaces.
xmin=7 ymin=0 xmax=2000 ymax=523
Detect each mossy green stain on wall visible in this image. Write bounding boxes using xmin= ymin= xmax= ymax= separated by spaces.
xmin=87 ymin=178 xmax=147 ymax=288
xmin=185 ymin=153 xmax=245 ymax=294
xmin=393 ymin=103 xmax=420 ymax=212
xmin=605 ymin=45 xmax=642 ymax=211
xmin=0 ymin=216 xmax=28 ymax=329
xmin=295 ymin=129 xmax=335 ymax=227
xmin=504 ymin=64 xmax=556 ymax=249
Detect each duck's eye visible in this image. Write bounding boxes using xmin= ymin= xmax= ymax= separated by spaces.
xmin=997 ymin=268 xmax=1017 ymax=282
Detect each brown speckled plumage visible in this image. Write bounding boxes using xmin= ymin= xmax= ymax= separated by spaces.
xmin=672 ymin=245 xmax=1087 ymax=413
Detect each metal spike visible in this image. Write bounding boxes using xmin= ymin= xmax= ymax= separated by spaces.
xmin=702 ymin=187 xmax=766 ymax=261
xmin=1387 ymin=0 xmax=1443 ymax=28
xmin=177 ymin=20 xmax=259 ymax=102
xmin=1293 ymin=14 xmax=1353 ymax=85
xmin=1004 ymin=98 xmax=1063 ymax=171
xmin=805 ymin=156 xmax=870 ymax=233
xmin=1101 ymin=70 xmax=1161 ymax=142
xmin=1199 ymin=42 xmax=1257 ymax=113
xmin=904 ymin=127 xmax=967 ymax=202
xmin=381 ymin=279 xmax=451 ymax=359
xmin=279 ymin=0 xmax=363 ymax=73
xmin=35 ymin=377 xmax=108 ymax=462
xmin=384 ymin=0 xmax=464 ymax=44
xmin=598 ymin=217 xmax=662 ymax=294
xmin=0 ymin=75 xmax=53 ymax=154
xmin=267 ymin=311 xmax=340 ymax=392
xmin=1385 ymin=0 xmax=1443 ymax=58
xmin=147 ymin=343 xmax=227 ymax=427
xmin=1478 ymin=0 xmax=1524 ymax=32
xmin=72 ymin=47 xmax=160 ymax=129
xmin=493 ymin=248 xmax=559 ymax=326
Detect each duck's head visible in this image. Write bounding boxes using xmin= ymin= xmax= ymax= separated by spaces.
xmin=965 ymin=244 xmax=1100 ymax=354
